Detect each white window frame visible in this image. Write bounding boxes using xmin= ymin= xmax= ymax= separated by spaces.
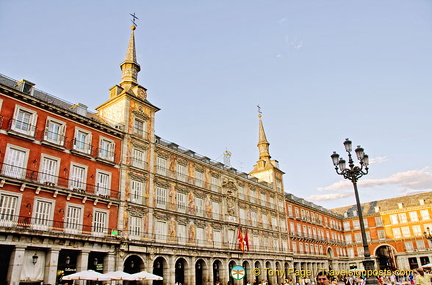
xmin=212 ymin=201 xmax=220 ymax=219
xmin=177 ymin=192 xmax=186 ymax=213
xmin=409 ymin=211 xmax=419 ymax=222
xmin=378 ymin=229 xmax=386 ymax=240
xmin=412 ymin=225 xmax=422 ymax=236
xmin=95 ymin=170 xmax=111 ymax=197
xmin=420 ymin=210 xmax=430 ymax=220
xmin=32 ymin=198 xmax=54 ymax=231
xmin=156 ymin=156 xmax=167 ymax=175
xmin=130 ymin=179 xmax=144 ymax=204
xmin=92 ymin=209 xmax=108 ymax=237
xmin=197 ymin=227 xmax=204 ymax=246
xmin=156 ymin=186 xmax=167 ymax=209
xmin=133 ymin=117 xmax=147 ymax=137
xmin=398 ymin=213 xmax=408 ymax=223
xmin=155 ymin=220 xmax=167 ymax=242
xmin=0 ymin=191 xmax=22 ymax=227
xmin=211 ymin=175 xmax=219 ymax=191
xmin=73 ymin=127 xmax=92 ymax=154
xmin=39 ymin=154 xmax=60 ymax=186
xmin=44 ymin=116 xmax=66 ymax=145
xmin=98 ymin=137 xmax=115 ymax=161
xmin=129 ymin=215 xmax=143 ymax=237
xmin=2 ymin=144 xmax=29 ymax=179
xmin=69 ymin=163 xmax=87 ymax=192
xmin=196 ymin=197 xmax=204 ymax=217
xmin=177 ymin=163 xmax=187 ymax=182
xmin=213 ymin=230 xmax=222 ymax=247
xmin=195 ymin=169 xmax=204 ymax=187
xmin=64 ymin=204 xmax=83 ymax=234
xmin=11 ymin=105 xmax=37 ymax=136
xmin=392 ymin=228 xmax=401 ymax=238
xmin=132 ymin=147 xmax=146 ymax=169
xmin=177 ymin=224 xmax=187 ymax=244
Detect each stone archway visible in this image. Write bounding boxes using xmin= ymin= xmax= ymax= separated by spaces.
xmin=195 ymin=259 xmax=206 ymax=285
xmin=213 ymin=260 xmax=223 ymax=284
xmin=153 ymin=256 xmax=167 ymax=285
xmin=375 ymin=245 xmax=397 ymax=270
xmin=175 ymin=258 xmax=187 ymax=284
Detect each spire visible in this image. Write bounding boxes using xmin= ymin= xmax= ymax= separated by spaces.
xmin=257 ymin=113 xmax=271 ymax=161
xmin=120 ymin=25 xmax=141 ymax=85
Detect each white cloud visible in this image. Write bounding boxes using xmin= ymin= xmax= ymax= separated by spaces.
xmin=369 ymin=156 xmax=388 ymax=165
xmin=307 ymin=193 xmax=351 ymax=202
xmin=278 ymin=18 xmax=288 ymax=24
xmin=319 ymin=167 xmax=432 ymax=191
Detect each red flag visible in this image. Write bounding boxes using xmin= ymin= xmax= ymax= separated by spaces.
xmin=244 ymin=229 xmax=250 ymax=251
xmin=237 ymin=227 xmax=244 ymax=251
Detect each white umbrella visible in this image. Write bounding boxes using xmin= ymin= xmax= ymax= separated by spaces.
xmin=422 ymin=263 xmax=432 ymax=268
xmin=62 ymin=270 xmax=111 ymax=281
xmin=102 ymin=271 xmax=137 ymax=281
xmin=131 ymin=271 xmax=163 ymax=280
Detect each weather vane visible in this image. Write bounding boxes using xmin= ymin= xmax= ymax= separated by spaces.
xmin=130 ymin=13 xmax=139 ymax=27
xmin=257 ymin=105 xmax=262 ymax=117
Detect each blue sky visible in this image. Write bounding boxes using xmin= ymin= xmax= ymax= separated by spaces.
xmin=1 ymin=1 xmax=431 ymax=209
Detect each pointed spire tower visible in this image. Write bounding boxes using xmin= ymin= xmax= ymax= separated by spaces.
xmin=249 ymin=111 xmax=285 ymax=189
xmin=120 ymin=25 xmax=141 ymax=86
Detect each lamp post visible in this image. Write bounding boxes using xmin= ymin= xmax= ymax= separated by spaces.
xmin=331 ymin=138 xmax=377 ymax=285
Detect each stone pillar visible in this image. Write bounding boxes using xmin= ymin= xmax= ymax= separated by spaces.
xmin=44 ymin=248 xmax=60 ymax=285
xmin=7 ymin=246 xmax=26 ymax=285
xmin=204 ymin=259 xmax=212 ymax=285
xmin=77 ymin=251 xmax=89 ymax=271
xmin=167 ymin=256 xmax=175 ymax=285
xmin=188 ymin=260 xmax=196 ymax=285
xmin=105 ymin=251 xmax=116 ymax=272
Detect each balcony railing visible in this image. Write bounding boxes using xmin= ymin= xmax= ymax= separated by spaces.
xmin=0 ymin=214 xmax=116 ymax=238
xmin=97 ymin=147 xmax=115 ymax=162
xmin=8 ymin=119 xmax=37 ymax=137
xmin=42 ymin=129 xmax=66 ymax=147
xmin=0 ymin=162 xmax=119 ymax=199
xmin=72 ymin=138 xmax=93 ymax=155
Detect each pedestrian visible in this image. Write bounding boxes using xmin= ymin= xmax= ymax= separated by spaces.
xmin=415 ymin=268 xmax=432 ymax=285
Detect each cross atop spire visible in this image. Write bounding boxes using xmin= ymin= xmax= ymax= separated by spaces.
xmin=130 ymin=12 xmax=139 ymax=27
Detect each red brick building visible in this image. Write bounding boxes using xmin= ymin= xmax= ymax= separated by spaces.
xmin=0 ymin=75 xmax=123 ymax=284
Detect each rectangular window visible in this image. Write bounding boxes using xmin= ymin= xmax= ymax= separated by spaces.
xmin=177 ymin=224 xmax=187 ymax=244
xmin=250 ymin=190 xmax=256 ymax=203
xmin=69 ymin=164 xmax=87 ymax=191
xmin=0 ymin=193 xmax=19 ymax=226
xmin=133 ymin=118 xmax=146 ymax=137
xmin=292 ymin=242 xmax=297 ymax=253
xmin=39 ymin=155 xmax=59 ymax=185
xmin=420 ymin=210 xmax=430 ymax=220
xmin=155 ymin=221 xmax=167 ymax=241
xmin=132 ymin=147 xmax=146 ymax=169
xmin=402 ymin=226 xmax=411 ymax=237
xmin=177 ymin=164 xmax=187 ymax=182
xmin=260 ymin=192 xmax=266 ymax=206
xmin=96 ymin=171 xmax=111 ymax=196
xmin=196 ymin=197 xmax=204 ymax=217
xmin=405 ymin=241 xmax=414 ymax=252
xmin=65 ymin=205 xmax=82 ymax=234
xmin=352 ymin=220 xmax=360 ymax=229
xmin=195 ymin=170 xmax=204 ymax=187
xmin=156 ymin=187 xmax=167 ymax=209
xmin=2 ymin=145 xmax=28 ymax=179
xmin=211 ymin=175 xmax=219 ymax=191
xmin=378 ymin=230 xmax=386 ymax=240
xmin=177 ymin=192 xmax=186 ymax=213
xmin=288 ymin=205 xmax=293 ymax=217
xmin=392 ymin=228 xmax=401 ymax=238
xmin=33 ymin=199 xmax=53 ymax=231
xmin=409 ymin=211 xmax=419 ymax=222
xmin=345 ymin=234 xmax=352 ymax=244
xmin=98 ymin=138 xmax=115 ymax=161
xmin=93 ymin=210 xmax=108 ymax=236
xmin=240 ymin=208 xmax=246 ymax=223
xmin=412 ymin=225 xmax=422 ymax=236
xmin=375 ymin=216 xmax=383 ymax=226
xmin=156 ymin=156 xmax=167 ymax=175
xmin=390 ymin=214 xmax=399 ymax=224
xmin=251 ymin=212 xmax=257 ymax=227
xmin=343 ymin=221 xmax=351 ymax=231
xmin=416 ymin=240 xmax=425 ymax=250
xmin=44 ymin=118 xmax=65 ymax=145
xmin=398 ymin=213 xmax=408 ymax=223
xmin=354 ymin=233 xmax=362 ymax=243
xmin=12 ymin=106 xmax=37 ymax=136
xmin=212 ymin=201 xmax=220 ymax=219
xmin=348 ymin=248 xmax=354 ymax=258
xmin=214 ymin=230 xmax=222 ymax=247
xmin=130 ymin=180 xmax=144 ymax=204
xmin=357 ymin=247 xmax=364 ymax=257
xmin=73 ymin=129 xmax=92 ymax=154
xmin=129 ymin=216 xmax=142 ymax=237
xmin=197 ymin=227 xmax=204 ymax=246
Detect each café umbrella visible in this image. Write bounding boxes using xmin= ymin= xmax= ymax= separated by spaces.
xmin=131 ymin=271 xmax=163 ymax=280
xmin=102 ymin=271 xmax=137 ymax=281
xmin=62 ymin=270 xmax=111 ymax=281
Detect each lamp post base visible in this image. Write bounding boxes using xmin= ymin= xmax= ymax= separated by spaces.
xmin=362 ymin=259 xmax=379 ymax=285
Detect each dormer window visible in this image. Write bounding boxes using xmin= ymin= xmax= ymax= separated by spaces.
xmin=398 ymin=203 xmax=403 ymax=209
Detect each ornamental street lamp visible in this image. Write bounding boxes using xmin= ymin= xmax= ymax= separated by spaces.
xmin=331 ymin=138 xmax=378 ymax=285
xmin=425 ymin=227 xmax=432 ymax=241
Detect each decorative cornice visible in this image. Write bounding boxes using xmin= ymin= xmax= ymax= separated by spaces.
xmin=129 ymin=173 xmax=147 ymax=182
xmin=155 ymin=179 xmax=170 ymax=188
xmin=132 ymin=108 xmax=149 ymax=120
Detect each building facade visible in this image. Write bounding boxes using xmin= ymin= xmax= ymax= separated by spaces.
xmin=332 ymin=192 xmax=432 ymax=271
xmin=1 ymin=24 xmax=432 ymax=285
